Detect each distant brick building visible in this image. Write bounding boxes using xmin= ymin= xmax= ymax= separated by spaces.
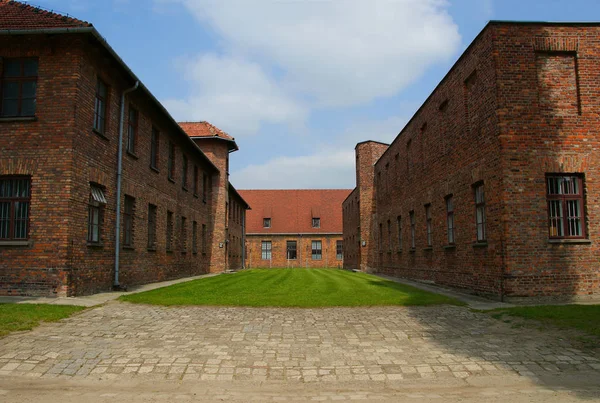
xmin=240 ymin=190 xmax=351 ymax=268
xmin=0 ymin=1 xmax=248 ymax=296
xmin=344 ymin=21 xmax=600 ymax=301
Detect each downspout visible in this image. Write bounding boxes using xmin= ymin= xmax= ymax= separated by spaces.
xmin=242 ymin=209 xmax=246 ymax=269
xmin=114 ymin=81 xmax=139 ymax=290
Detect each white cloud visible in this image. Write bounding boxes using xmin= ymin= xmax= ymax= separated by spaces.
xmin=162 ymin=54 xmax=307 ymax=136
xmin=173 ymin=0 xmax=461 ymax=108
xmin=232 ymin=115 xmax=407 ymax=189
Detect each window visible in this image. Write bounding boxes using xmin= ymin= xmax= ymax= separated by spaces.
xmin=425 ymin=204 xmax=432 ymax=247
xmin=182 ymin=154 xmax=188 ymax=189
xmin=387 ymin=219 xmax=392 ymax=251
xmin=1 ymin=58 xmax=38 ymax=117
xmin=88 ymin=184 xmax=106 ymax=244
xmin=201 ymin=224 xmax=207 ymax=254
xmin=93 ymin=78 xmax=108 ymax=134
xmin=311 ymin=240 xmax=322 ymax=260
xmin=312 ymin=217 xmax=321 ymax=228
xmin=202 ymin=173 xmax=208 ymax=202
xmin=261 ymin=241 xmax=272 ymax=260
xmin=127 ymin=105 xmax=138 ymax=154
xmin=147 ymin=204 xmax=157 ymax=250
xmin=547 ymin=175 xmax=586 ymax=239
xmin=123 ymin=195 xmax=135 ymax=248
xmin=193 ymin=166 xmax=199 ymax=196
xmin=474 ymin=183 xmax=486 ymax=242
xmin=379 ymin=223 xmax=383 ymax=252
xmin=286 ymin=240 xmax=297 ymax=260
xmin=0 ymin=176 xmax=31 ymax=240
xmin=181 ymin=216 xmax=187 ymax=252
xmin=150 ymin=127 xmax=159 ymax=170
xmin=397 ymin=216 xmax=402 ymax=251
xmin=446 ymin=196 xmax=455 ymax=244
xmin=192 ymin=221 xmax=198 ymax=254
xmin=336 ymin=240 xmax=343 ymax=260
xmin=168 ymin=141 xmax=175 ymax=181
xmin=409 ymin=211 xmax=416 ymax=249
xmin=263 ymin=218 xmax=271 ymax=228
xmin=166 ymin=211 xmax=173 ymax=251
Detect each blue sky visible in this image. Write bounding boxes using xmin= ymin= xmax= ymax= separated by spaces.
xmin=31 ymin=0 xmax=600 ymax=189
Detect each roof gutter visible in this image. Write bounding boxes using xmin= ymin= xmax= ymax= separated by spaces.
xmin=0 ymin=27 xmax=220 ymax=174
xmin=113 ymin=80 xmax=139 ymax=290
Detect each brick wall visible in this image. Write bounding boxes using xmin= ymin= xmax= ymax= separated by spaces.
xmin=1 ymin=33 xmax=227 ymax=296
xmin=345 ymin=23 xmax=600 ymax=300
xmin=246 ymin=235 xmax=344 ymax=269
xmin=495 ymin=25 xmax=600 ymax=299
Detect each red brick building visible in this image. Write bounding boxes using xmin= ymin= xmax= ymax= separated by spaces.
xmin=240 ymin=190 xmax=351 ymax=268
xmin=0 ymin=1 xmax=248 ymax=296
xmin=344 ymin=22 xmax=600 ymax=301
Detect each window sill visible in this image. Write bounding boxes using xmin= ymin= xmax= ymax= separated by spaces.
xmin=0 ymin=116 xmax=37 ymax=123
xmin=181 ymin=251 xmax=187 ymax=255
xmin=423 ymin=247 xmax=433 ymax=251
xmin=126 ymin=151 xmax=139 ymax=160
xmin=192 ymin=251 xmax=198 ymax=255
xmin=409 ymin=248 xmax=416 ymax=253
xmin=92 ymin=128 xmax=109 ymax=140
xmin=0 ymin=240 xmax=31 ymax=247
xmin=87 ymin=242 xmax=104 ymax=248
xmin=150 ymin=166 xmax=160 ymax=173
xmin=548 ymin=239 xmax=592 ymax=244
xmin=472 ymin=242 xmax=488 ymax=248
xmin=202 ymin=252 xmax=207 ymax=256
xmin=193 ymin=193 xmax=199 ymax=198
xmin=443 ymin=245 xmax=456 ymax=250
xmin=122 ymin=245 xmax=135 ymax=250
xmin=147 ymin=247 xmax=157 ymax=252
xmin=166 ymin=249 xmax=173 ymax=254
xmin=182 ymin=186 xmax=188 ymax=192
xmin=397 ymin=249 xmax=403 ymax=253
xmin=168 ymin=177 xmax=175 ymax=184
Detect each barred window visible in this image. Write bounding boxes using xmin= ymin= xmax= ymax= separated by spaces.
xmin=93 ymin=78 xmax=108 ymax=133
xmin=147 ymin=204 xmax=157 ymax=250
xmin=336 ymin=240 xmax=343 ymax=260
xmin=409 ymin=211 xmax=416 ymax=249
xmin=0 ymin=176 xmax=31 ymax=240
xmin=127 ymin=105 xmax=138 ymax=154
xmin=474 ymin=183 xmax=486 ymax=242
xmin=397 ymin=216 xmax=402 ymax=251
xmin=123 ymin=195 xmax=135 ymax=247
xmin=425 ymin=204 xmax=433 ymax=247
xmin=88 ymin=184 xmax=106 ymax=244
xmin=168 ymin=141 xmax=175 ymax=181
xmin=182 ymin=154 xmax=188 ymax=190
xmin=446 ymin=196 xmax=455 ymax=244
xmin=201 ymin=224 xmax=207 ymax=254
xmin=547 ymin=175 xmax=586 ymax=239
xmin=150 ymin=127 xmax=159 ymax=170
xmin=287 ymin=240 xmax=297 ymax=260
xmin=166 ymin=211 xmax=174 ymax=251
xmin=261 ymin=241 xmax=272 ymax=260
xmin=311 ymin=240 xmax=322 ymax=260
xmin=192 ymin=221 xmax=198 ymax=254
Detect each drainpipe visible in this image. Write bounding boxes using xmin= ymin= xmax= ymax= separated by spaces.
xmin=242 ymin=209 xmax=246 ymax=269
xmin=114 ymin=81 xmax=139 ymax=290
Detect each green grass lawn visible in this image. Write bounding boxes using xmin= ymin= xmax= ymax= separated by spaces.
xmin=0 ymin=304 xmax=85 ymax=338
xmin=489 ymin=305 xmax=600 ymax=338
xmin=120 ymin=268 xmax=462 ymax=307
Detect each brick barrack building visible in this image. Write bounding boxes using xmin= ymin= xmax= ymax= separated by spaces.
xmin=240 ymin=190 xmax=351 ymax=268
xmin=0 ymin=0 xmax=249 ymax=296
xmin=344 ymin=21 xmax=600 ymax=301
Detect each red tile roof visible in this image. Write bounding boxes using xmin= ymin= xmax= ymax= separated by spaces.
xmin=0 ymin=0 xmax=91 ymax=30
xmin=238 ymin=189 xmax=352 ymax=234
xmin=178 ymin=121 xmax=235 ymax=141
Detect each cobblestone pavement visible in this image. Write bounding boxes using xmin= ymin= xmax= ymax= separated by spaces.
xmin=0 ymin=302 xmax=599 ymax=401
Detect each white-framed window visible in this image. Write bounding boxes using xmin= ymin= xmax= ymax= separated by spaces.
xmin=261 ymin=241 xmax=272 ymax=260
